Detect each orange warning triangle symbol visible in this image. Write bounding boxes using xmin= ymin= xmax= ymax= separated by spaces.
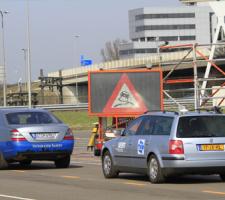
xmin=103 ymin=74 xmax=148 ymax=114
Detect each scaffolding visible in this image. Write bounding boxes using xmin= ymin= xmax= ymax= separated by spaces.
xmin=161 ymin=42 xmax=225 ymax=111
xmin=162 ymin=2 xmax=225 ymax=110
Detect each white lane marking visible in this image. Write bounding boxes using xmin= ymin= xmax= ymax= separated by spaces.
xmin=11 ymin=170 xmax=25 ymax=173
xmin=203 ymin=190 xmax=225 ymax=196
xmin=60 ymin=175 xmax=80 ymax=179
xmin=0 ymin=194 xmax=36 ymax=200
xmin=123 ymin=181 xmax=147 ymax=187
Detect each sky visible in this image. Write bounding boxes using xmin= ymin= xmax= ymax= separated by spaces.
xmin=0 ymin=0 xmax=181 ymax=83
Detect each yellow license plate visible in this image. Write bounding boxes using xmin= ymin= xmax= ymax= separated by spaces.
xmin=200 ymin=144 xmax=224 ymax=151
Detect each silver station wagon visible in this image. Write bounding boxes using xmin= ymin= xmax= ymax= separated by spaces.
xmin=101 ymin=111 xmax=225 ymax=183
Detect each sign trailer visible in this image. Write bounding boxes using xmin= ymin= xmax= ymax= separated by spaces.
xmin=88 ymin=69 xmax=163 ymax=155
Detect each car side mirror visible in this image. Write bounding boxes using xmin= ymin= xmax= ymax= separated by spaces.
xmin=111 ymin=129 xmax=126 ymax=137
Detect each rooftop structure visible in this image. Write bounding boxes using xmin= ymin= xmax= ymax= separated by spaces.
xmin=180 ymin=0 xmax=223 ymax=5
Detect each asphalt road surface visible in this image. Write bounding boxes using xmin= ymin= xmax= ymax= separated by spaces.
xmin=0 ymin=131 xmax=225 ymax=200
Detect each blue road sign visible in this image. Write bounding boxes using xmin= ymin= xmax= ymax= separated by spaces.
xmin=80 ymin=55 xmax=93 ymax=66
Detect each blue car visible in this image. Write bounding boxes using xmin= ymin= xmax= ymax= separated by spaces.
xmin=0 ymin=108 xmax=74 ymax=169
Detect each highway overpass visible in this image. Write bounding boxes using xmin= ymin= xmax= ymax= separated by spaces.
xmin=47 ymin=48 xmax=215 ymax=104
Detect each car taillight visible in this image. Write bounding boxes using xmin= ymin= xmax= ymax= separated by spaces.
xmin=63 ymin=128 xmax=74 ymax=140
xmin=169 ymin=140 xmax=184 ymax=154
xmin=11 ymin=129 xmax=26 ymax=141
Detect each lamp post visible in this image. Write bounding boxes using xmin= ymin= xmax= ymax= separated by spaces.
xmin=21 ymin=48 xmax=28 ymax=92
xmin=0 ymin=10 xmax=9 ymax=107
xmin=155 ymin=37 xmax=169 ymax=68
xmin=74 ymin=35 xmax=80 ymax=67
xmin=74 ymin=35 xmax=80 ymax=100
xmin=26 ymin=0 xmax=32 ymax=108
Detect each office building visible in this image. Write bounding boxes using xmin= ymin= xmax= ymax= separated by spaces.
xmin=119 ymin=3 xmax=217 ymax=59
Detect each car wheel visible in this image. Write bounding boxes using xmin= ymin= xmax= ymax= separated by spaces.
xmin=219 ymin=173 xmax=225 ymax=181
xmin=19 ymin=160 xmax=32 ymax=168
xmin=148 ymin=155 xmax=165 ymax=183
xmin=55 ymin=155 xmax=70 ymax=168
xmin=102 ymin=151 xmax=118 ymax=178
xmin=0 ymin=152 xmax=8 ymax=169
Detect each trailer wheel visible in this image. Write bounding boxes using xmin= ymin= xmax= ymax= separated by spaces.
xmin=94 ymin=148 xmax=101 ymax=156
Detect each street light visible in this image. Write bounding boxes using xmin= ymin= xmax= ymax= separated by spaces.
xmin=26 ymin=0 xmax=32 ymax=108
xmin=74 ymin=35 xmax=80 ymax=67
xmin=74 ymin=35 xmax=80 ymax=100
xmin=0 ymin=10 xmax=9 ymax=107
xmin=155 ymin=37 xmax=169 ymax=67
xmin=21 ymin=48 xmax=28 ymax=92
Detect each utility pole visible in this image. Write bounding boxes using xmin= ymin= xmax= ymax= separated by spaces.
xmin=26 ymin=0 xmax=32 ymax=108
xmin=0 ymin=10 xmax=9 ymax=107
xmin=74 ymin=35 xmax=80 ymax=102
xmin=21 ymin=48 xmax=28 ymax=92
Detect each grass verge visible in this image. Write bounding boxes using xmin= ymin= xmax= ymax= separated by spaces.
xmin=52 ymin=111 xmax=98 ymax=130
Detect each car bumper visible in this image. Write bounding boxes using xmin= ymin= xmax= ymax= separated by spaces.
xmin=3 ymin=140 xmax=74 ymax=161
xmin=162 ymin=159 xmax=225 ymax=176
xmin=162 ymin=159 xmax=225 ymax=168
xmin=163 ymin=166 xmax=225 ymax=176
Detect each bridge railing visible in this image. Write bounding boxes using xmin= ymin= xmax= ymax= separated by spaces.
xmin=48 ymin=48 xmax=210 ymax=78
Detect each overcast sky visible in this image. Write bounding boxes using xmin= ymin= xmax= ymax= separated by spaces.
xmin=0 ymin=0 xmax=181 ymax=83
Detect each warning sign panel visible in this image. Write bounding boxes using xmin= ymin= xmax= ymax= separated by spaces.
xmin=103 ymin=74 xmax=147 ymax=113
xmin=88 ymin=70 xmax=163 ymax=116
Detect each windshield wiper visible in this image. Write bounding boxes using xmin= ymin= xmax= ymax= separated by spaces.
xmin=194 ymin=133 xmax=217 ymax=137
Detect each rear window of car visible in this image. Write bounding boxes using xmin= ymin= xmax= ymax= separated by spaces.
xmin=6 ymin=112 xmax=61 ymax=125
xmin=177 ymin=115 xmax=225 ymax=138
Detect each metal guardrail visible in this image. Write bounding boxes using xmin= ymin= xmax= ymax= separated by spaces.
xmin=0 ymin=103 xmax=89 ymax=111
xmin=0 ymin=100 xmax=222 ymax=112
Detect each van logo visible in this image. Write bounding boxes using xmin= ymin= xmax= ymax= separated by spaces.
xmin=210 ymin=138 xmax=214 ymax=144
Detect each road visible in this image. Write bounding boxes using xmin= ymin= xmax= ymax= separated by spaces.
xmin=0 ymin=131 xmax=225 ymax=200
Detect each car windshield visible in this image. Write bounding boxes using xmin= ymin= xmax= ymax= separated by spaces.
xmin=177 ymin=116 xmax=225 ymax=138
xmin=6 ymin=111 xmax=61 ymax=125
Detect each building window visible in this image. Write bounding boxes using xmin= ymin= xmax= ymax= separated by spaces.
xmin=132 ymin=38 xmax=139 ymax=42
xmin=145 ymin=48 xmax=157 ymax=53
xmin=180 ymin=35 xmax=196 ymax=40
xmin=120 ymin=47 xmax=190 ymax=56
xmin=147 ymin=37 xmax=156 ymax=41
xmin=136 ymin=49 xmax=146 ymax=53
xmin=136 ymin=24 xmax=196 ymax=32
xmin=159 ymin=36 xmax=178 ymax=41
xmin=120 ymin=48 xmax=157 ymax=55
xmin=140 ymin=37 xmax=145 ymax=42
xmin=135 ymin=13 xmax=195 ymax=20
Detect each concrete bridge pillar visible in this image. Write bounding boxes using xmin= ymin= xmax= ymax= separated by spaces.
xmin=63 ymin=84 xmax=88 ymax=104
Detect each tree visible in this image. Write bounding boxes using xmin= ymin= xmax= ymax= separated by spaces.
xmin=101 ymin=39 xmax=127 ymax=62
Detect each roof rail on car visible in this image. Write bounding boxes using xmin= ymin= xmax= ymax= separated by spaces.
xmin=189 ymin=106 xmax=223 ymax=114
xmin=144 ymin=110 xmax=179 ymax=115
